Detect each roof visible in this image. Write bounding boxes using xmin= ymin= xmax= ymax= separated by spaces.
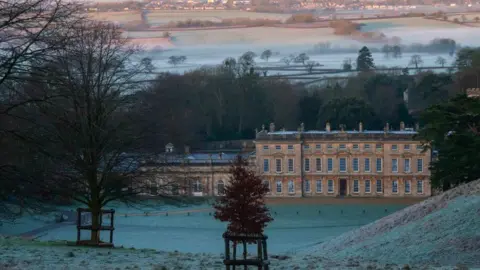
xmin=255 ymin=129 xmax=419 ymax=141
xmin=150 ymin=151 xmax=254 ymax=166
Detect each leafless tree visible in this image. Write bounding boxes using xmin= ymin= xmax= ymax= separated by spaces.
xmin=0 ymin=0 xmax=83 ymax=107
xmin=409 ymin=54 xmax=423 ymax=69
xmin=11 ymin=21 xmax=173 ymax=243
xmin=0 ymin=0 xmax=83 ymax=221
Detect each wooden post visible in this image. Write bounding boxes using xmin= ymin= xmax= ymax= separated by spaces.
xmin=243 ymin=239 xmax=247 ymax=270
xmin=225 ymin=237 xmax=231 ymax=270
xmin=257 ymin=239 xmax=263 ymax=270
xmin=76 ymin=208 xmax=81 ymax=243
xmin=262 ymin=238 xmax=269 ymax=270
xmin=110 ymin=209 xmax=115 ymax=244
xmin=233 ymin=242 xmax=236 ymax=270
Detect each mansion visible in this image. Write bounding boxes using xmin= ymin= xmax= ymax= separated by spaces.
xmin=148 ymin=122 xmax=432 ymax=198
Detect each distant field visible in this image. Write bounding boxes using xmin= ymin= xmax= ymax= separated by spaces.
xmin=90 ymin=10 xmax=292 ymax=25
xmin=127 ymin=27 xmax=341 ymax=46
xmin=355 ymin=17 xmax=466 ymax=31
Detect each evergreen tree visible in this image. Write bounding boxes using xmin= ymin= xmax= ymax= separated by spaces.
xmin=417 ymin=95 xmax=480 ymax=191
xmin=357 ymin=46 xmax=375 ymax=71
xmin=214 ymin=156 xmax=273 ymax=238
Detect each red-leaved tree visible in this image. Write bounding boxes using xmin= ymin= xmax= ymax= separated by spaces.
xmin=214 ymin=155 xmax=273 ymax=238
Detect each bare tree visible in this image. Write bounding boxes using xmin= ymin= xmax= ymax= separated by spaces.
xmin=0 ymin=0 xmax=82 ymax=99
xmin=294 ymin=53 xmax=310 ymax=65
xmin=168 ymin=56 xmax=187 ymax=67
xmin=281 ymin=55 xmax=294 ymax=66
xmin=409 ymin=54 xmax=423 ymax=69
xmin=13 ymin=21 xmax=171 ymax=243
xmin=0 ymin=0 xmax=83 ymax=221
xmin=305 ymin=61 xmax=320 ymax=74
xmin=260 ymin=49 xmax=272 ymax=62
xmin=436 ymin=56 xmax=447 ymax=67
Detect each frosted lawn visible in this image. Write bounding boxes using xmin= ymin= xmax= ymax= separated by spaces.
xmin=37 ymin=204 xmax=406 ymax=254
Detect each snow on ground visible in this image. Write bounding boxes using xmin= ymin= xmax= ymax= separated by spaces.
xmin=296 ymin=179 xmax=480 ymax=268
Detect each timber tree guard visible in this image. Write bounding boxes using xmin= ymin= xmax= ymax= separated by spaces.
xmin=213 ymin=156 xmax=273 ymax=270
xmin=76 ymin=208 xmax=115 ymax=247
xmin=223 ymin=232 xmax=269 ymax=270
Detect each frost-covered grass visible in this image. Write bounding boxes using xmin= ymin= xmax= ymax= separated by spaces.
xmin=0 ymin=236 xmax=459 ymax=270
xmin=37 ymin=204 xmax=406 ymax=254
xmin=297 ymin=179 xmax=480 ymax=268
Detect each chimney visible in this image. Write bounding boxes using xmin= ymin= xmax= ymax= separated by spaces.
xmin=261 ymin=124 xmax=265 ymax=132
xmin=400 ymin=121 xmax=405 ymax=131
xmin=326 ymin=122 xmax=331 ymax=132
xmin=184 ymin=145 xmax=190 ymax=154
xmin=269 ymin=122 xmax=275 ymax=132
xmin=359 ymin=122 xmax=363 ymax=132
xmin=386 ymin=122 xmax=390 ymax=131
xmin=415 ymin=122 xmax=420 ymax=131
xmin=300 ymin=123 xmax=305 ymax=132
xmin=340 ymin=124 xmax=345 ymax=133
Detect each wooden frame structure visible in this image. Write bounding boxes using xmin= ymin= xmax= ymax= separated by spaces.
xmin=223 ymin=232 xmax=270 ymax=270
xmin=76 ymin=208 xmax=115 ymax=247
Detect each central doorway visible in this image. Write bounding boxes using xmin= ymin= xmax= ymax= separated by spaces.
xmin=339 ymin=179 xmax=347 ymax=196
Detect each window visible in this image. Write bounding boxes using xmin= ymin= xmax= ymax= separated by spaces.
xmin=391 ymin=144 xmax=398 ymax=151
xmin=193 ymin=180 xmax=202 ymax=192
xmin=405 ymin=180 xmax=411 ymax=194
xmin=304 ymin=158 xmax=310 ymax=172
xmin=288 ymin=180 xmax=295 ymax=193
xmin=376 ymin=179 xmax=382 ymax=193
xmin=305 ymin=180 xmax=311 ymax=193
xmin=275 ymin=159 xmax=282 ymax=173
xmin=327 ymin=180 xmax=334 ymax=193
xmin=404 ymin=159 xmax=411 ymax=173
xmin=217 ymin=180 xmax=225 ymax=195
xmin=327 ymin=158 xmax=334 ymax=172
xmin=417 ymin=159 xmax=424 ymax=172
xmin=417 ymin=180 xmax=424 ymax=194
xmin=315 ymin=158 xmax=322 ymax=172
xmin=392 ymin=180 xmax=398 ymax=193
xmin=376 ymin=144 xmax=382 ymax=150
xmin=275 ymin=145 xmax=281 ymax=150
xmin=339 ymin=144 xmax=346 ymax=150
xmin=315 ymin=144 xmax=321 ymax=150
xmin=327 ymin=144 xmax=333 ymax=149
xmin=365 ymin=158 xmax=371 ymax=172
xmin=392 ymin=159 xmax=398 ymax=173
xmin=263 ymin=159 xmax=269 ymax=172
xmin=276 ymin=180 xmax=282 ymax=193
xmin=316 ymin=179 xmax=322 ymax=193
xmin=353 ymin=144 xmax=359 ymax=150
xmin=288 ymin=145 xmax=294 ymax=150
xmin=376 ymin=158 xmax=383 ymax=172
xmin=288 ymin=158 xmax=294 ymax=172
xmin=404 ymin=144 xmax=411 ymax=150
xmin=263 ymin=180 xmax=270 ymax=192
xmin=263 ymin=145 xmax=269 ymax=150
xmin=365 ymin=180 xmax=371 ymax=193
xmin=352 ymin=158 xmax=359 ymax=172
xmin=353 ymin=179 xmax=359 ymax=193
xmin=416 ymin=144 xmax=423 ymax=150
xmin=339 ymin=158 xmax=347 ymax=172
xmin=364 ymin=144 xmax=371 ymax=150
xmin=303 ymin=144 xmax=310 ymax=149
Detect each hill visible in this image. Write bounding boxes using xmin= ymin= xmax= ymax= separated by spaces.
xmin=297 ymin=179 xmax=480 ymax=267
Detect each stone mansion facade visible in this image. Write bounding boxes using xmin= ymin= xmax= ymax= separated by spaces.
xmin=255 ymin=122 xmax=431 ymax=197
xmin=147 ymin=122 xmax=432 ymax=198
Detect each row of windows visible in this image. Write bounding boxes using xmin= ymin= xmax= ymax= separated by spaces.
xmin=263 ymin=158 xmax=424 ymax=173
xmin=265 ymin=179 xmax=424 ymax=194
xmin=264 ymin=144 xmax=423 ymax=151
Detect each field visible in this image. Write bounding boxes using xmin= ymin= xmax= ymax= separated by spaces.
xmin=90 ymin=10 xmax=292 ymax=25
